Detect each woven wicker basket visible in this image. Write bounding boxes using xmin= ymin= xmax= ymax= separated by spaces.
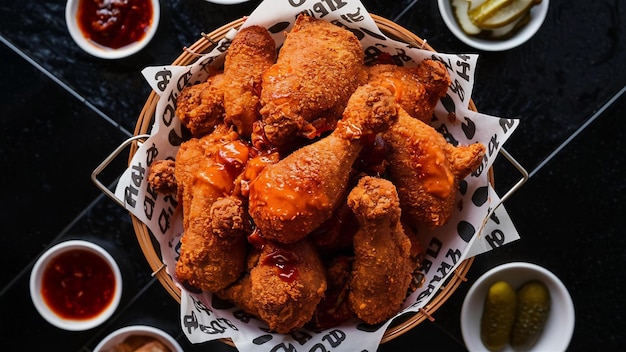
xmin=128 ymin=14 xmax=486 ymax=344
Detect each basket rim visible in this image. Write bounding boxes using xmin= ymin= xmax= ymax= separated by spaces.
xmin=129 ymin=14 xmax=485 ymax=344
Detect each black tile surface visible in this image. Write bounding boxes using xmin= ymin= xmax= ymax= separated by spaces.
xmin=1 ymin=0 xmax=625 ymax=350
xmin=0 ymin=43 xmax=131 ymax=285
xmin=420 ymin=90 xmax=626 ymax=350
xmin=396 ymin=1 xmax=626 ymax=171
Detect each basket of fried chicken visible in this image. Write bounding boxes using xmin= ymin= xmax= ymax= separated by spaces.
xmin=110 ymin=1 xmax=520 ymax=350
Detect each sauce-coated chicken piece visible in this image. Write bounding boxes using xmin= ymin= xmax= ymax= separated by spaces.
xmin=249 ymin=84 xmax=399 ymax=244
xmin=174 ymin=125 xmax=251 ymax=292
xmin=347 ymin=176 xmax=414 ymax=325
xmin=174 ymin=125 xmax=247 ymax=228
xmin=367 ymin=59 xmax=451 ymax=123
xmin=223 ymin=25 xmax=276 ymax=137
xmin=384 ymin=109 xmax=486 ymax=228
xmin=250 ymin=240 xmax=326 ymax=333
xmin=260 ymin=14 xmax=368 ymax=146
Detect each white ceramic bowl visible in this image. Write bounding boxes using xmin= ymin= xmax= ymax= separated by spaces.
xmin=461 ymin=262 xmax=574 ymax=351
xmin=437 ymin=0 xmax=549 ymax=51
xmin=94 ymin=325 xmax=184 ymax=352
xmin=30 ymin=240 xmax=122 ymax=331
xmin=65 ymin=0 xmax=160 ymax=59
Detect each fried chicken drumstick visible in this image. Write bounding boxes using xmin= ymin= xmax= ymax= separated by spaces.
xmin=249 ymin=84 xmax=399 ymax=243
xmin=260 ymin=14 xmax=368 ymax=146
xmin=176 ymin=196 xmax=249 ymax=292
xmin=175 ymin=73 xmax=225 ymax=137
xmin=217 ymin=239 xmax=328 ymax=334
xmin=384 ymin=109 xmax=486 ymax=228
xmin=367 ymin=59 xmax=451 ymax=123
xmin=347 ymin=176 xmax=414 ymax=325
xmin=174 ymin=125 xmax=251 ymax=292
xmin=223 ymin=26 xmax=276 ymax=137
xmin=250 ymin=240 xmax=327 ymax=333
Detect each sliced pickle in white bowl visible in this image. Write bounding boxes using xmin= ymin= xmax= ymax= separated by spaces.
xmin=452 ymin=0 xmax=482 ymax=35
xmin=468 ymin=0 xmax=512 ymax=25
xmin=490 ymin=12 xmax=531 ymax=38
xmin=478 ymin=0 xmax=542 ymax=29
xmin=439 ymin=0 xmax=548 ymax=51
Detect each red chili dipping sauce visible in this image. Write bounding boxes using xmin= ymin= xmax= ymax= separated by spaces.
xmin=41 ymin=249 xmax=116 ymax=320
xmin=77 ymin=0 xmax=154 ymax=49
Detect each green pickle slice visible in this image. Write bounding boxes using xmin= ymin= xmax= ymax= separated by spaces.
xmin=511 ymin=280 xmax=551 ymax=349
xmin=452 ymin=0 xmax=482 ymax=35
xmin=480 ymin=281 xmax=517 ymax=351
xmin=479 ymin=0 xmax=542 ymax=29
xmin=468 ymin=0 xmax=512 ymax=26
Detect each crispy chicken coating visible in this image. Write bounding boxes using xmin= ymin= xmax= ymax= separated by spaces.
xmin=347 ymin=176 xmax=414 ymax=325
xmin=415 ymin=59 xmax=452 ymax=109
xmin=367 ymin=59 xmax=451 ymax=123
xmin=250 ymin=240 xmax=327 ymax=333
xmin=223 ymin=26 xmax=276 ymax=137
xmin=147 ymin=159 xmax=177 ymax=194
xmin=174 ymin=125 xmax=251 ymax=292
xmin=175 ymin=196 xmax=249 ymax=293
xmin=260 ymin=14 xmax=368 ymax=146
xmin=249 ymin=84 xmax=399 ymax=243
xmin=384 ymin=109 xmax=486 ymax=228
xmin=309 ymin=255 xmax=354 ymax=329
xmin=174 ymin=125 xmax=246 ymax=228
xmin=216 ymin=249 xmax=262 ymax=318
xmin=175 ymin=73 xmax=226 ymax=137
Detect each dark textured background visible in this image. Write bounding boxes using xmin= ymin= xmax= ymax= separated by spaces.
xmin=1 ymin=0 xmax=624 ymax=350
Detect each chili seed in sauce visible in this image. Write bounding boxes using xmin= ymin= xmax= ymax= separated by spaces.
xmin=41 ymin=249 xmax=116 ymax=320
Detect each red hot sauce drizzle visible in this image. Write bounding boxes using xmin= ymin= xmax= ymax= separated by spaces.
xmin=261 ymin=248 xmax=300 ymax=283
xmin=41 ymin=249 xmax=116 ymax=320
xmin=248 ymin=226 xmax=300 ymax=284
xmin=77 ymin=0 xmax=153 ymax=49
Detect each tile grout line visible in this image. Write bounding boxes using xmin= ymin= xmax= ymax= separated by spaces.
xmin=0 ymin=34 xmax=133 ymax=138
xmin=528 ymin=85 xmax=626 ymax=179
xmin=0 ymin=191 xmax=120 ymax=297
xmin=387 ymin=0 xmax=625 ymax=182
xmin=391 ymin=1 xmax=624 ymax=182
xmin=393 ymin=0 xmax=420 ymax=22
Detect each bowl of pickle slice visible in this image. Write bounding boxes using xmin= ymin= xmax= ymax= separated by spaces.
xmin=438 ymin=0 xmax=549 ymax=51
xmin=460 ymin=262 xmax=574 ymax=351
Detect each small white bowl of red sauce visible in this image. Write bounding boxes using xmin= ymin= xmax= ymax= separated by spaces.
xmin=65 ymin=0 xmax=160 ymax=59
xmin=94 ymin=325 xmax=184 ymax=352
xmin=29 ymin=240 xmax=122 ymax=331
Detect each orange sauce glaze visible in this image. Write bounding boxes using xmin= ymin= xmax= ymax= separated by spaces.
xmin=417 ymin=144 xmax=454 ymax=198
xmin=77 ymin=0 xmax=153 ymax=49
xmin=249 ymin=157 xmax=333 ymax=223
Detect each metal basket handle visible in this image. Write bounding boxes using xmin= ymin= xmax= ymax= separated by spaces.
xmin=91 ymin=134 xmax=150 ymax=208
xmin=480 ymin=147 xmax=529 ymax=233
xmin=493 ymin=147 xmax=529 ymax=207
